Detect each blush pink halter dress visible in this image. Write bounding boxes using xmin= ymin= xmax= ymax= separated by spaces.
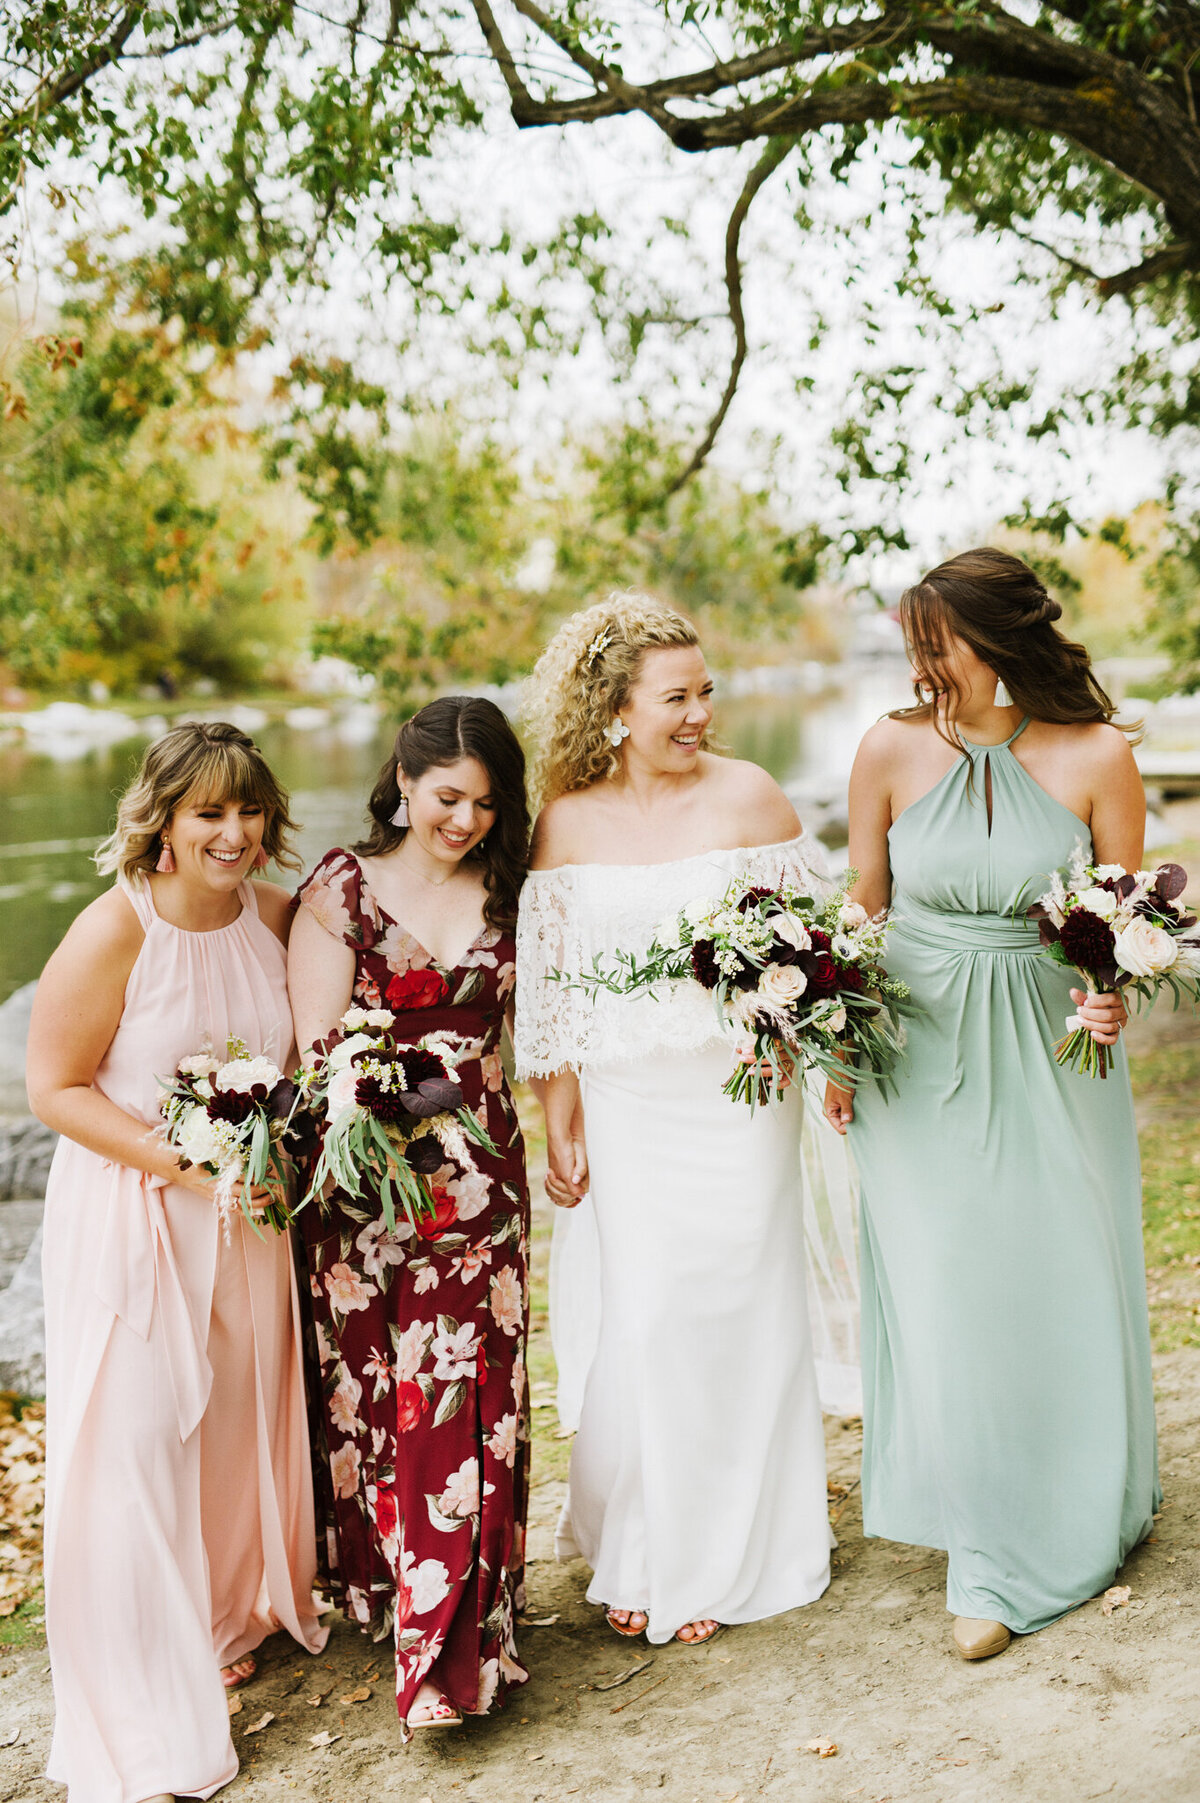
xmin=41 ymin=876 xmax=327 ymax=1803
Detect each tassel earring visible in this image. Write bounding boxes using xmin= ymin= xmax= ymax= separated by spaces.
xmin=391 ymin=794 xmax=410 ymax=829
xmin=994 ymin=677 xmax=1013 ymax=707
xmin=155 ymin=838 xmax=175 ymax=874
xmin=252 ymin=846 xmax=269 ymax=869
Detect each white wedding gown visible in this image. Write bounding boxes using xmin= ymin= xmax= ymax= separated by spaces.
xmin=514 ymin=834 xmax=860 ymax=1642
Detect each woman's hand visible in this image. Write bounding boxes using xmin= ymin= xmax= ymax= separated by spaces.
xmin=545 ymin=1125 xmax=588 ymax=1208
xmin=1071 ymin=987 xmax=1128 ymax=1047
xmin=823 ymin=1078 xmax=855 ymax=1135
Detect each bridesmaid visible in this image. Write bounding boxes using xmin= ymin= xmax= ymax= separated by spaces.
xmin=826 ymin=547 xmax=1159 ymax=1659
xmin=288 ymin=695 xmax=532 ymax=1735
xmin=28 ymin=721 xmax=327 ymax=1803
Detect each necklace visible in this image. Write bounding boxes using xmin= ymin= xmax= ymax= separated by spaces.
xmin=395 ymin=847 xmax=460 ymax=889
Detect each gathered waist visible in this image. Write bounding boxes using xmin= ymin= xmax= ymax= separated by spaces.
xmin=890 ymin=895 xmax=1041 ymax=954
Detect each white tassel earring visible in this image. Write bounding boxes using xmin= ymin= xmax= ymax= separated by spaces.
xmin=994 ymin=677 xmax=1013 ymax=708
xmin=605 ymin=717 xmax=630 ymax=749
xmin=391 ymin=793 xmax=410 ymax=828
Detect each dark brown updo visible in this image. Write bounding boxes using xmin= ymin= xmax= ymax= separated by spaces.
xmin=354 ymin=696 xmax=529 ymax=927
xmin=893 ymin=546 xmax=1135 ymax=744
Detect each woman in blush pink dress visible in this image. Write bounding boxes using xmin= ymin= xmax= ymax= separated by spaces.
xmin=28 ymin=722 xmax=327 ymax=1803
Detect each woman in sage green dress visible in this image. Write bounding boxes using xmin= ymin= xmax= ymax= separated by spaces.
xmin=825 ymin=547 xmax=1159 ymax=1661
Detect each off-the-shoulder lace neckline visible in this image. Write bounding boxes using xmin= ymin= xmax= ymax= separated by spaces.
xmin=525 ymin=832 xmax=811 ymax=879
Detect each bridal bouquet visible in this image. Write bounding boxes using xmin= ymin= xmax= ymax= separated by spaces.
xmin=159 ymin=1036 xmax=303 ymax=1232
xmin=299 ymin=1006 xmax=495 ymax=1230
xmin=1027 ymin=850 xmax=1200 ymax=1077
xmin=566 ymin=872 xmax=909 ymax=1108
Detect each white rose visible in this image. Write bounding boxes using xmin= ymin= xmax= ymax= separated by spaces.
xmin=328 ymin=1031 xmax=377 ymax=1071
xmin=758 ymin=964 xmax=807 ymax=1005
xmin=1114 ymin=918 xmax=1179 ymax=979
xmin=325 ymin=1065 xmax=361 ymax=1118
xmin=177 ymin=1104 xmax=224 ymax=1167
xmin=341 ymin=1006 xmax=369 ymax=1030
xmin=1092 ymin=863 xmax=1128 ymax=883
xmin=683 ymin=897 xmax=713 ymax=926
xmin=654 ymin=913 xmax=683 ymax=950
xmin=1076 ymin=887 xmax=1117 ymax=923
xmin=177 ymin=1053 xmax=219 ymax=1079
xmin=364 ymin=1008 xmax=395 ymax=1027
xmin=826 ymin=1004 xmax=848 ymax=1033
xmin=769 ymin=911 xmax=811 ymax=952
xmin=215 ymin=1054 xmax=283 ymax=1093
xmin=838 ymin=901 xmax=869 ymax=930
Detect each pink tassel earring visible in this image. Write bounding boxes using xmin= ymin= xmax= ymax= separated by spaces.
xmin=252 ymin=846 xmax=269 ymax=869
xmin=155 ymin=838 xmax=176 ymax=874
xmin=391 ymin=794 xmax=410 ymax=829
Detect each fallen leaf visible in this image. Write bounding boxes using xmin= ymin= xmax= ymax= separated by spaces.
xmin=309 ymin=1730 xmax=342 ymax=1749
xmin=308 ymin=1689 xmax=331 ymax=1706
xmin=527 ymin=1750 xmax=545 ymax=1761
xmin=519 ymin=1614 xmax=560 ymax=1627
xmin=243 ymin=1712 xmax=275 ymax=1735
xmin=226 ymin=1694 xmax=243 ymax=1717
xmin=806 ymin=1739 xmax=838 ymax=1758
xmin=594 ymin=1656 xmax=654 ymax=1691
xmin=1101 ymin=1585 xmax=1132 ymax=1616
xmin=339 ymin=1685 xmax=372 ymax=1703
xmin=0 ymin=1728 xmax=18 ymax=1748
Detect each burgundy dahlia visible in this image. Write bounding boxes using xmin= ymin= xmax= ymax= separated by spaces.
xmin=206 ymin=1088 xmax=258 ymax=1125
xmin=1058 ymin=907 xmax=1116 ymax=974
xmin=400 ymin=1047 xmax=450 ymax=1086
xmin=808 ymin=927 xmax=832 ymax=955
xmin=354 ymin=1073 xmax=414 ymax=1123
xmin=691 ymin=939 xmax=720 ymax=989
xmin=836 ymin=962 xmax=864 ymax=993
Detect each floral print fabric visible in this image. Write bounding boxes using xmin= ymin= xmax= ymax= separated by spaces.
xmin=297 ymin=849 xmax=530 ymax=1729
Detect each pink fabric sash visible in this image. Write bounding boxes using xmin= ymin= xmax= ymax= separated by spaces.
xmin=94 ymin=1162 xmax=213 ymax=1441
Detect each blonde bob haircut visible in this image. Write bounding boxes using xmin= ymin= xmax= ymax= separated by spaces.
xmin=525 ymin=591 xmax=706 ymax=805
xmin=95 ymin=719 xmax=300 ymax=885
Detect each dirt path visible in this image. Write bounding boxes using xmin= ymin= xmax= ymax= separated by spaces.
xmin=3 ymin=1357 xmax=1197 ymax=1802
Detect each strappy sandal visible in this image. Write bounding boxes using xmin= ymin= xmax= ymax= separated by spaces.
xmin=406 ymin=1693 xmax=463 ymax=1731
xmin=605 ymin=1606 xmax=649 ymax=1639
xmin=674 ymin=1619 xmax=722 ymax=1645
xmin=221 ymin=1653 xmax=257 ymax=1689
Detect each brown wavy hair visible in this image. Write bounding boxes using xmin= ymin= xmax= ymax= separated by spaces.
xmin=96 ymin=720 xmax=299 ymax=883
xmin=893 ymin=546 xmax=1137 ymax=747
xmin=354 ymin=696 xmax=529 ymax=928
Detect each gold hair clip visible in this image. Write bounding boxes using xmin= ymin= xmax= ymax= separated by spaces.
xmin=585 ymin=628 xmax=612 ymax=666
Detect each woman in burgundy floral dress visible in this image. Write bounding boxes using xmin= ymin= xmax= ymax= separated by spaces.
xmin=288 ymin=697 xmax=531 ymax=1734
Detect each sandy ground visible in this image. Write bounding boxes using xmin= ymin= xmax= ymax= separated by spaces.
xmin=3 ymin=1317 xmax=1198 ymax=1803
xmin=2 ymin=1370 xmax=1197 ymax=1803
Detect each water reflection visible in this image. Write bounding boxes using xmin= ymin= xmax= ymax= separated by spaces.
xmin=0 ymin=667 xmax=914 ymax=1001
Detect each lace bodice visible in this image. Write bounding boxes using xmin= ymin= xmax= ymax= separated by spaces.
xmin=513 ymin=833 xmax=831 ymax=1077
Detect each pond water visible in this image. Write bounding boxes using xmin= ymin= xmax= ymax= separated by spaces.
xmin=0 ymin=666 xmax=913 ymax=1003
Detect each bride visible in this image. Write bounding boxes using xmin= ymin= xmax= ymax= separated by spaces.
xmin=514 ymin=592 xmax=858 ymax=1645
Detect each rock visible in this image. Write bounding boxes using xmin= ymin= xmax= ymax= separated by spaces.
xmin=0 ymin=1117 xmax=56 ymax=1201
xmin=0 ymin=1222 xmax=44 ymax=1396
xmin=0 ymin=1199 xmax=43 ymax=1288
xmin=0 ymin=980 xmax=35 ymax=1115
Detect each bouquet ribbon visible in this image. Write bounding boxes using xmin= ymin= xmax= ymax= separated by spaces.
xmin=94 ymin=1162 xmax=214 ymax=1442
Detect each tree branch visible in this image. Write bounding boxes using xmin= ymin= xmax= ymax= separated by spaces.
xmin=1097 ymin=242 xmax=1195 ymax=296
xmin=663 ymin=139 xmax=793 ymax=499
xmin=0 ymin=4 xmax=146 ymax=144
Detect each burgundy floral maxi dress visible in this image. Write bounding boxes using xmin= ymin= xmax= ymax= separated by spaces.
xmin=296 ymin=849 xmax=530 ymax=1728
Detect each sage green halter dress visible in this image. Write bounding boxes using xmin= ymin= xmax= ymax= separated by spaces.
xmin=849 ymin=718 xmax=1159 ymax=1634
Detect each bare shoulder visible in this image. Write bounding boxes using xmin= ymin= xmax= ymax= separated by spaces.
xmin=59 ymin=885 xmax=144 ymax=963
xmin=854 ymin=714 xmax=924 ymax=773
xmin=1070 ymin=721 xmax=1139 ymax=775
xmin=709 ymin=756 xmax=802 ymax=842
xmin=253 ymin=880 xmax=295 ymax=945
xmin=530 ymin=790 xmax=598 ymax=871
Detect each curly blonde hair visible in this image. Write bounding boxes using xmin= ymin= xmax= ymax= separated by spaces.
xmin=96 ymin=720 xmax=300 ymax=884
xmin=525 ymin=592 xmax=705 ymax=804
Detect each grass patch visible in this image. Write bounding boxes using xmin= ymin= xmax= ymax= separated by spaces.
xmin=0 ymin=1585 xmax=44 ymax=1649
xmin=1131 ymin=1029 xmax=1200 ymax=1351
